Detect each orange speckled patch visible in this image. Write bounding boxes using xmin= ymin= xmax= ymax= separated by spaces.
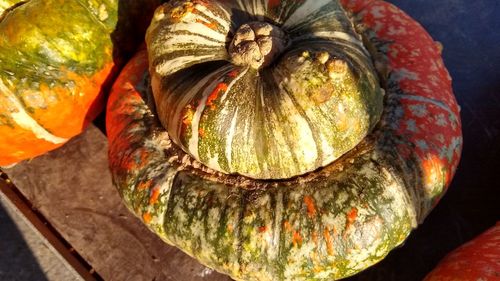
xmin=149 ymin=188 xmax=161 ymax=205
xmin=345 ymin=207 xmax=358 ymax=231
xmin=304 ymin=195 xmax=317 ymax=218
xmin=143 ymin=212 xmax=152 ymax=223
xmin=228 ymin=70 xmax=239 ymax=78
xmin=138 ymin=180 xmax=153 ymax=191
xmin=292 ymin=230 xmax=303 ymax=247
xmin=196 ymin=19 xmax=218 ymax=30
xmin=206 ymin=82 xmax=228 ymax=109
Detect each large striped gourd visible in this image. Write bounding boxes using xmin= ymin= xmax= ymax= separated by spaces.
xmin=107 ymin=0 xmax=463 ymax=280
xmin=0 ymin=0 xmax=160 ymax=166
xmin=146 ymin=0 xmax=384 ymax=179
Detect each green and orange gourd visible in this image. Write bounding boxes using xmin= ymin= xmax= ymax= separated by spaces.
xmin=0 ymin=0 xmax=160 ymax=166
xmin=107 ymin=0 xmax=462 ymax=280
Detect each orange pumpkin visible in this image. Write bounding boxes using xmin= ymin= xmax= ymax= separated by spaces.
xmin=425 ymin=223 xmax=500 ymax=281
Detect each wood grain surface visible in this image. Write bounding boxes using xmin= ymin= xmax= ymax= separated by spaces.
xmin=3 ymin=125 xmax=232 ymax=281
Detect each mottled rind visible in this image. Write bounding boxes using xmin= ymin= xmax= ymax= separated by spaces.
xmin=108 ymin=0 xmax=462 ymax=280
xmin=146 ymin=0 xmax=384 ymax=180
xmin=0 ymin=0 xmax=160 ymax=166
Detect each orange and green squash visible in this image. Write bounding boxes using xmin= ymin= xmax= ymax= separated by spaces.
xmin=146 ymin=0 xmax=384 ymax=179
xmin=107 ymin=0 xmax=463 ymax=280
xmin=0 ymin=0 xmax=160 ymax=166
xmin=424 ymin=222 xmax=500 ymax=281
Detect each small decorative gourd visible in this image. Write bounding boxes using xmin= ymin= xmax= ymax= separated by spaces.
xmin=107 ymin=0 xmax=463 ymax=280
xmin=146 ymin=0 xmax=383 ymax=179
xmin=0 ymin=0 xmax=160 ymax=166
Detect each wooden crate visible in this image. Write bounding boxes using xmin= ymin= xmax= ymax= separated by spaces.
xmin=1 ymin=125 xmax=231 ymax=281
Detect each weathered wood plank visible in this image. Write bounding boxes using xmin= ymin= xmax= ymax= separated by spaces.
xmin=3 ymin=125 xmax=232 ymax=281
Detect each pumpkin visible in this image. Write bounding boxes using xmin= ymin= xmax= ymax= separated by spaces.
xmin=146 ymin=0 xmax=384 ymax=180
xmin=107 ymin=0 xmax=463 ymax=280
xmin=424 ymin=222 xmax=500 ymax=281
xmin=0 ymin=0 xmax=160 ymax=166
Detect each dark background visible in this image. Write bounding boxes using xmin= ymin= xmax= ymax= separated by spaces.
xmin=347 ymin=0 xmax=500 ymax=280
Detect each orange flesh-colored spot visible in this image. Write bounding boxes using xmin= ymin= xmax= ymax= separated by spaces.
xmin=137 ymin=180 xmax=153 ymax=191
xmin=198 ymin=127 xmax=205 ymax=138
xmin=149 ymin=188 xmax=161 ymax=205
xmin=259 ymin=226 xmax=267 ymax=233
xmin=422 ymin=155 xmax=443 ymax=187
xmin=228 ymin=70 xmax=239 ymax=78
xmin=346 ymin=207 xmax=358 ymax=230
xmin=143 ymin=212 xmax=152 ymax=223
xmin=304 ymin=195 xmax=317 ymax=218
xmin=206 ymin=83 xmax=228 ymax=108
xmin=196 ymin=19 xmax=218 ymax=30
xmin=123 ymin=148 xmax=149 ymax=170
xmin=292 ymin=230 xmax=303 ymax=247
xmin=324 ymin=228 xmax=335 ymax=255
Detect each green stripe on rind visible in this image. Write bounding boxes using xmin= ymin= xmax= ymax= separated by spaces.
xmin=147 ymin=0 xmax=383 ymax=180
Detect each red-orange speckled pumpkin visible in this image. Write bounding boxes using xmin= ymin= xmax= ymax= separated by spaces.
xmin=0 ymin=0 xmax=160 ymax=166
xmin=424 ymin=222 xmax=500 ymax=281
xmin=107 ymin=0 xmax=463 ymax=280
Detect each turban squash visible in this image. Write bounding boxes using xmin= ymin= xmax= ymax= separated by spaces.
xmin=107 ymin=0 xmax=463 ymax=280
xmin=0 ymin=0 xmax=160 ymax=166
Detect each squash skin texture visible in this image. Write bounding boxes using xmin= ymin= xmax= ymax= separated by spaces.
xmin=146 ymin=0 xmax=384 ymax=180
xmin=0 ymin=0 xmax=161 ymax=166
xmin=0 ymin=0 xmax=23 ymax=14
xmin=424 ymin=223 xmax=500 ymax=281
xmin=107 ymin=0 xmax=462 ymax=280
